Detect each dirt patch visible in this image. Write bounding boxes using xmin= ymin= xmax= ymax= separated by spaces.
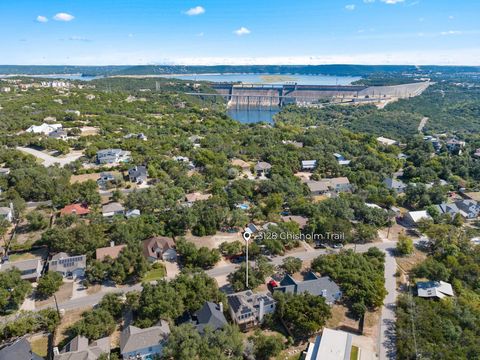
xmin=396 ymin=249 xmax=427 ymax=274
xmin=79 ymin=126 xmax=100 ymax=136
xmin=35 ymin=282 xmax=73 ymax=307
xmin=29 ymin=334 xmax=49 ymax=357
xmin=86 ymin=284 xmax=102 ymax=296
xmin=54 ymin=307 xmax=91 ymax=346
xmin=184 ymin=231 xmax=243 ymax=250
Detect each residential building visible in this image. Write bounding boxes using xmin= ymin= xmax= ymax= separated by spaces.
xmin=333 ymin=153 xmax=351 ymax=165
xmin=404 ymin=210 xmax=432 ymax=226
xmin=436 ymin=200 xmax=480 ymax=219
xmin=142 ymin=236 xmax=177 ymax=262
xmin=416 ymin=280 xmax=454 ymax=299
xmin=173 ymin=156 xmax=195 ymax=170
xmin=304 ymin=328 xmax=353 ymax=360
xmin=97 ymin=172 xmax=116 ymax=188
xmin=384 ymin=177 xmax=407 ymax=194
xmin=306 ymin=177 xmax=351 ymax=196
xmin=227 ymin=291 xmax=276 ymax=331
xmin=0 ymin=337 xmax=43 ymax=360
xmin=128 ymin=165 xmax=148 ymax=184
xmin=124 ymin=133 xmax=147 ymax=141
xmin=254 ymin=161 xmax=272 ymax=176
xmin=192 ymin=301 xmax=227 ymax=333
xmin=49 ymin=128 xmax=68 ymax=140
xmin=231 ymin=158 xmax=251 ymax=171
xmin=97 ymin=149 xmax=131 ymax=164
xmin=53 ymin=335 xmax=110 ymax=360
xmin=376 ymin=136 xmax=398 ymax=146
xmin=274 ymin=272 xmax=342 ymax=305
xmin=126 ymin=209 xmax=141 ymax=218
xmin=102 ymin=202 xmax=125 ymax=218
xmin=446 ymin=138 xmax=465 ymax=154
xmin=49 ymin=253 xmax=86 ymax=279
xmin=96 ymin=242 xmax=127 ymax=261
xmin=474 ymin=148 xmax=480 ymax=158
xmin=280 ymin=215 xmax=308 ymax=229
xmin=301 ymin=160 xmax=317 ymax=171
xmin=120 ymin=322 xmax=170 ymax=360
xmin=0 ymin=204 xmax=14 ymax=222
xmin=0 ymin=258 xmax=42 ymax=281
xmin=59 ymin=203 xmax=90 ymax=217
xmin=306 ymin=180 xmax=330 ymax=196
xmin=26 ymin=123 xmax=62 ymax=135
xmin=0 ymin=167 xmax=10 ymax=176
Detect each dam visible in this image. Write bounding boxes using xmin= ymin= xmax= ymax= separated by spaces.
xmin=188 ymin=81 xmax=431 ymax=108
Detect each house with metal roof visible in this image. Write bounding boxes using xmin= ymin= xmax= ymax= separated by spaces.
xmin=96 ymin=149 xmax=131 ymax=165
xmin=120 ymin=322 xmax=170 ymax=360
xmin=301 ymin=160 xmax=317 ymax=171
xmin=404 ymin=210 xmax=432 ymax=227
xmin=53 ymin=335 xmax=110 ymax=360
xmin=192 ymin=301 xmax=228 ymax=333
xmin=0 ymin=258 xmax=43 ymax=281
xmin=49 ymin=253 xmax=86 ymax=279
xmin=274 ymin=272 xmax=342 ymax=305
xmin=304 ymin=328 xmax=353 ymax=360
xmin=227 ymin=291 xmax=276 ymax=331
xmin=416 ymin=280 xmax=454 ymax=299
xmin=384 ymin=178 xmax=407 ymax=194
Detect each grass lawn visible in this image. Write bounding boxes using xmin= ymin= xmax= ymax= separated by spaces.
xmin=143 ymin=266 xmax=166 ymax=282
xmin=30 ymin=336 xmax=49 ymax=357
xmin=350 ymin=345 xmax=359 ymax=360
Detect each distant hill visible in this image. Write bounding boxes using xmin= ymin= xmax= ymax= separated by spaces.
xmin=0 ymin=64 xmax=479 ymax=77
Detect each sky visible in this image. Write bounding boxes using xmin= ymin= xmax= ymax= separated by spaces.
xmin=1 ymin=0 xmax=479 ymax=65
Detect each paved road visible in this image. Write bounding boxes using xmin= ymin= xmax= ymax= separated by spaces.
xmin=16 ymin=147 xmax=83 ymax=167
xmin=418 ymin=117 xmax=429 ymax=132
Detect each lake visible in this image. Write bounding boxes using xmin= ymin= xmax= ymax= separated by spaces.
xmin=160 ymin=73 xmax=360 ymax=85
xmin=227 ymin=108 xmax=281 ymax=124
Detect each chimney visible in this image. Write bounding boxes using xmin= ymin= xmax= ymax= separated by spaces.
xmin=258 ymin=298 xmax=265 ymax=322
xmin=219 ymin=302 xmax=224 ymax=313
xmin=53 ymin=347 xmax=60 ymax=356
xmin=110 ymin=241 xmax=115 ymax=247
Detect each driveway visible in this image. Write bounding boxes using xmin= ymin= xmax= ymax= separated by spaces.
xmin=17 ymin=147 xmax=84 ymax=167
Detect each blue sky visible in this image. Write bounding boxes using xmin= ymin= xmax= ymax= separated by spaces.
xmin=1 ymin=0 xmax=479 ymax=65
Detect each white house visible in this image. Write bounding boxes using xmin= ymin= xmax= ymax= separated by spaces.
xmin=49 ymin=253 xmax=86 ymax=279
xmin=301 ymin=160 xmax=317 ymax=171
xmin=0 ymin=203 xmax=14 ymax=223
xmin=417 ymin=280 xmax=454 ymax=299
xmin=102 ymin=202 xmax=125 ymax=218
xmin=305 ymin=328 xmax=354 ymax=360
xmin=404 ymin=210 xmax=432 ymax=226
xmin=26 ymin=123 xmax=62 ymax=135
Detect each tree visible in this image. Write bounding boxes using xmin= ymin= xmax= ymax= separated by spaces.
xmin=0 ymin=269 xmax=32 ymax=314
xmin=26 ymin=211 xmax=49 ymax=231
xmin=274 ymin=292 xmax=331 ymax=340
xmin=36 ymin=271 xmax=63 ymax=299
xmin=176 ymin=238 xmax=220 ymax=269
xmin=69 ymin=309 xmax=116 ymax=340
xmin=228 ymin=256 xmax=274 ymax=291
xmin=397 ymin=233 xmax=414 ymax=256
xmin=280 ymin=257 xmax=302 ymax=275
xmin=98 ymin=293 xmax=124 ymax=319
xmin=249 ymin=331 xmax=285 ymax=360
xmin=219 ymin=241 xmax=243 ymax=256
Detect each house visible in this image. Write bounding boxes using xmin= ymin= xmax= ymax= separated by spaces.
xmin=102 ymin=202 xmax=125 ymax=218
xmin=282 ymin=140 xmax=303 ymax=148
xmin=96 ymin=242 xmax=127 ymax=261
xmin=446 ymin=138 xmax=465 ymax=154
xmin=26 ymin=123 xmax=62 ymax=135
xmin=0 ymin=167 xmax=11 ymax=176
xmin=173 ymin=156 xmax=195 ymax=170
xmin=404 ymin=210 xmax=432 ymax=226
xmin=49 ymin=128 xmax=68 ymax=140
xmin=231 ymin=159 xmax=251 ymax=171
xmin=227 ymin=291 xmax=276 ymax=331
xmin=0 ymin=204 xmax=14 ymax=222
xmin=185 ymin=192 xmax=212 ymax=205
xmin=333 ymin=153 xmax=351 ymax=165
xmin=192 ymin=301 xmax=228 ymax=333
xmin=376 ymin=136 xmax=398 ymax=146
xmin=97 ymin=149 xmax=131 ymax=164
xmin=0 ymin=258 xmax=43 ymax=281
xmin=280 ymin=215 xmax=308 ymax=229
xmin=59 ymin=203 xmax=90 ymax=217
xmin=0 ymin=337 xmax=43 ymax=360
xmin=120 ymin=322 xmax=170 ymax=360
xmin=126 ymin=209 xmax=141 ymax=218
xmin=274 ymin=272 xmax=342 ymax=305
xmin=53 ymin=335 xmax=110 ymax=360
xmin=49 ymin=253 xmax=86 ymax=279
xmin=306 ymin=180 xmax=330 ymax=196
xmin=435 ymin=200 xmax=480 ymax=219
xmin=416 ymin=280 xmax=454 ymax=299
xmin=474 ymin=148 xmax=480 ymax=158
xmin=128 ymin=165 xmax=148 ymax=184
xmin=254 ymin=161 xmax=272 ymax=176
xmin=301 ymin=160 xmax=317 ymax=171
xmin=97 ymin=172 xmax=116 ymax=188
xmin=328 ymin=177 xmax=351 ymax=192
xmin=142 ymin=236 xmax=177 ymax=262
xmin=307 ymin=177 xmax=351 ymax=195
xmin=384 ymin=178 xmax=407 ymax=194
xmin=304 ymin=328 xmax=353 ymax=360
xmin=124 ymin=133 xmax=147 ymax=141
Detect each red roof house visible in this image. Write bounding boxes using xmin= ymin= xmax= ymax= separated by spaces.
xmin=60 ymin=204 xmax=90 ymax=216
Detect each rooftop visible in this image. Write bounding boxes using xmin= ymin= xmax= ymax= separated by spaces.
xmin=120 ymin=322 xmax=170 ymax=354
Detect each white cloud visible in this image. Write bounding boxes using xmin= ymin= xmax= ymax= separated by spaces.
xmin=345 ymin=4 xmax=356 ymax=10
xmin=448 ymin=15 xmax=454 ymax=20
xmin=185 ymin=6 xmax=205 ymax=16
xmin=68 ymin=36 xmax=91 ymax=42
xmin=36 ymin=15 xmax=48 ymax=23
xmin=380 ymin=0 xmax=404 ymax=4
xmin=53 ymin=13 xmax=75 ymax=22
xmin=234 ymin=27 xmax=251 ymax=36
xmin=363 ymin=0 xmax=375 ymax=3
xmin=440 ymin=30 xmax=463 ymax=36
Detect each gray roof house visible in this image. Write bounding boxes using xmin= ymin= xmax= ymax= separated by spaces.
xmin=0 ymin=337 xmax=43 ymax=360
xmin=192 ymin=301 xmax=228 ymax=333
xmin=49 ymin=253 xmax=86 ymax=279
xmin=254 ymin=161 xmax=272 ymax=176
xmin=436 ymin=200 xmax=480 ymax=219
xmin=54 ymin=335 xmax=110 ymax=360
xmin=0 ymin=205 xmax=14 ymax=223
xmin=228 ymin=291 xmax=276 ymax=332
xmin=128 ymin=165 xmax=148 ymax=184
xmin=384 ymin=178 xmax=407 ymax=194
xmin=120 ymin=322 xmax=170 ymax=360
xmin=102 ymin=202 xmax=125 ymax=218
xmin=97 ymin=149 xmax=131 ymax=165
xmin=274 ymin=272 xmax=342 ymax=304
xmin=0 ymin=258 xmax=43 ymax=281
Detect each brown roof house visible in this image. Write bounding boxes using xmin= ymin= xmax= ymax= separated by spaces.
xmin=143 ymin=237 xmax=177 ymax=262
xmin=96 ymin=241 xmax=127 ymax=261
